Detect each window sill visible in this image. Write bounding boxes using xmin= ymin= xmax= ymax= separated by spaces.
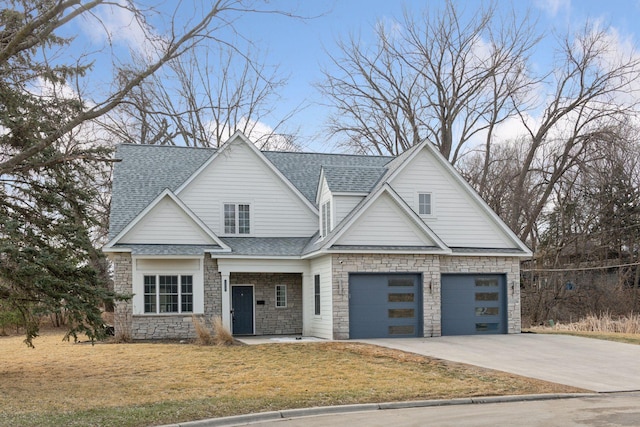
xmin=134 ymin=313 xmax=198 ymax=317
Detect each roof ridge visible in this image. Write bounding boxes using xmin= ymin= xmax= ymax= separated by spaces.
xmin=118 ymin=143 xmax=217 ymax=151
xmin=263 ymin=150 xmax=394 ymax=159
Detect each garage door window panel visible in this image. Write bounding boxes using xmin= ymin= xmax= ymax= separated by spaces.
xmin=475 ymin=292 xmax=499 ymax=301
xmin=388 ymin=308 xmax=415 ymax=318
xmin=389 ymin=325 xmax=415 ymax=335
xmin=476 ymin=323 xmax=500 ymax=332
xmin=388 ymin=277 xmax=415 ymax=287
xmin=388 ymin=293 xmax=414 ymax=302
xmin=475 ymin=307 xmax=499 ymax=316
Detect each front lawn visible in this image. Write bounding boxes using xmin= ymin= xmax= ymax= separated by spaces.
xmin=0 ymin=331 xmax=583 ymax=427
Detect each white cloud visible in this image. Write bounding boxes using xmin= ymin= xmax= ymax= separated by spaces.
xmin=77 ymin=1 xmax=158 ymax=58
xmin=534 ymin=0 xmax=571 ymax=18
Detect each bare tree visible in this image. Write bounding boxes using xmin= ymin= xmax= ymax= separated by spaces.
xmin=103 ymin=45 xmax=301 ymax=150
xmin=507 ymin=24 xmax=640 ymax=242
xmin=318 ymin=0 xmax=538 ymax=162
xmin=0 ymin=0 xmax=302 ymax=344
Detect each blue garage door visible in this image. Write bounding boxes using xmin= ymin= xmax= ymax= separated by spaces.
xmin=349 ymin=274 xmax=422 ymax=339
xmin=441 ymin=274 xmax=507 ymax=335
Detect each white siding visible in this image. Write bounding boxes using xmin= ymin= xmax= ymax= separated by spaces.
xmin=179 ymin=141 xmax=318 ymax=237
xmin=317 ymin=177 xmax=332 ymax=234
xmin=132 ymin=258 xmax=204 ymax=315
xmin=336 ymin=193 xmax=435 ymax=246
xmin=318 ymin=176 xmax=331 ymax=205
xmin=390 ymin=150 xmax=514 ymax=248
xmin=120 ymin=197 xmax=215 ymax=245
xmin=306 ymin=255 xmax=333 ymax=339
xmin=334 ymin=195 xmax=364 ymax=226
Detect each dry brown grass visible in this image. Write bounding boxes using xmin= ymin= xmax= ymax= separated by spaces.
xmin=192 ymin=315 xmax=213 ymax=345
xmin=0 ymin=330 xmax=584 ymax=427
xmin=212 ymin=316 xmax=234 ymax=345
xmin=550 ymin=313 xmax=640 ymax=334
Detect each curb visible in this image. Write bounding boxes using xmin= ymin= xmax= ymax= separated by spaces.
xmin=161 ymin=393 xmax=597 ymax=427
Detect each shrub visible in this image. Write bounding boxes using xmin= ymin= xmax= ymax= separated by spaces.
xmin=192 ymin=315 xmax=213 ymax=345
xmin=192 ymin=316 xmax=234 ymax=346
xmin=212 ymin=316 xmax=234 ymax=346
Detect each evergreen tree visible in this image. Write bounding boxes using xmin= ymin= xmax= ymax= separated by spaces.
xmin=0 ymin=0 xmax=261 ymax=345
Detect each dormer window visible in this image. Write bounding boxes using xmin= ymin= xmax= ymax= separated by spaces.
xmin=224 ymin=203 xmax=250 ymax=234
xmin=418 ymin=193 xmax=432 ymax=216
xmin=321 ymin=200 xmax=331 ymax=237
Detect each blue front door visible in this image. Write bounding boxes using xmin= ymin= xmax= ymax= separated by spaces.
xmin=232 ymin=285 xmax=254 ymax=335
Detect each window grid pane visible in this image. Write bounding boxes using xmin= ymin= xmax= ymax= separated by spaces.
xmin=314 ymin=275 xmax=321 ymax=315
xmin=159 ymin=275 xmax=179 ymax=313
xmin=224 ymin=204 xmax=236 ymax=234
xmin=419 ymin=193 xmax=431 ymax=215
xmin=181 ymin=275 xmax=193 ymax=313
xmin=275 ymin=285 xmax=287 ymax=308
xmin=322 ymin=201 xmax=330 ymax=237
xmin=144 ymin=275 xmax=156 ymax=313
xmin=238 ymin=204 xmax=250 ymax=234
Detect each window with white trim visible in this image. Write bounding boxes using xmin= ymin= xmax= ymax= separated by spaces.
xmin=275 ymin=284 xmax=287 ymax=308
xmin=314 ymin=274 xmax=321 ymax=315
xmin=224 ymin=203 xmax=250 ymax=234
xmin=143 ymin=274 xmax=193 ymax=314
xmin=418 ymin=193 xmax=432 ymax=216
xmin=321 ymin=201 xmax=331 ymax=237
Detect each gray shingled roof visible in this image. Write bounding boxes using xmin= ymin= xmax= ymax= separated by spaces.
xmin=113 ymin=244 xmax=222 ymax=255
xmin=322 ymin=165 xmax=385 ymax=193
xmin=109 ymin=145 xmax=393 ymax=240
xmin=220 ymin=237 xmax=313 ymax=256
xmin=108 ymin=144 xmax=215 ymax=240
xmin=263 ymin=151 xmax=392 ymax=203
xmin=329 ymin=245 xmax=443 ymax=251
xmin=450 ymin=247 xmax=526 ymax=254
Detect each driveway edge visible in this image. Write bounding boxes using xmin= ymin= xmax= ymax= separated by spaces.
xmin=163 ymin=393 xmax=596 ymax=427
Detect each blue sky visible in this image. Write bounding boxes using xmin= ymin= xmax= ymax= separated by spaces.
xmin=225 ymin=0 xmax=640 ymax=152
xmin=69 ymin=0 xmax=640 ymax=152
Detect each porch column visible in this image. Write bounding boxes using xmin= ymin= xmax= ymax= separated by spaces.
xmin=302 ymin=273 xmax=312 ymax=336
xmin=221 ymin=272 xmax=232 ymax=330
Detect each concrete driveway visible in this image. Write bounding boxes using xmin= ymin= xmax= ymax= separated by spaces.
xmin=357 ymin=334 xmax=640 ymax=392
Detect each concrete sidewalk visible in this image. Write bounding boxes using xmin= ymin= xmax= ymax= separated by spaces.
xmin=358 ymin=334 xmax=640 ymax=392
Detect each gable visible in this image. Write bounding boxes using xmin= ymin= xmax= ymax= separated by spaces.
xmin=335 ymin=192 xmax=437 ymax=247
xmin=119 ymin=195 xmax=218 ymax=245
xmin=108 ymin=144 xmax=214 ymax=240
xmin=389 ymin=145 xmax=520 ymax=249
xmin=178 ymin=136 xmax=318 ymax=237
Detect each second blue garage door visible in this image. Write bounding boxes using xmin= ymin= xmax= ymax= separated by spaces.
xmin=441 ymin=274 xmax=507 ymax=335
xmin=349 ymin=273 xmax=423 ymax=339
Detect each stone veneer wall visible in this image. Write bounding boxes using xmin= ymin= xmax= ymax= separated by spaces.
xmin=230 ymin=273 xmax=303 ymax=335
xmin=439 ymin=256 xmax=522 ymax=334
xmin=112 ymin=253 xmax=133 ymax=340
xmin=330 ymin=253 xmax=522 ymax=339
xmin=331 ymin=254 xmax=441 ymax=340
xmin=112 ymin=254 xmax=222 ymax=340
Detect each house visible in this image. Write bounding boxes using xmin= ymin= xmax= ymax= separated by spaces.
xmin=104 ymin=132 xmax=532 ymax=340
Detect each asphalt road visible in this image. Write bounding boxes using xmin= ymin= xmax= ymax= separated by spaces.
xmin=247 ymin=392 xmax=640 ymax=427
